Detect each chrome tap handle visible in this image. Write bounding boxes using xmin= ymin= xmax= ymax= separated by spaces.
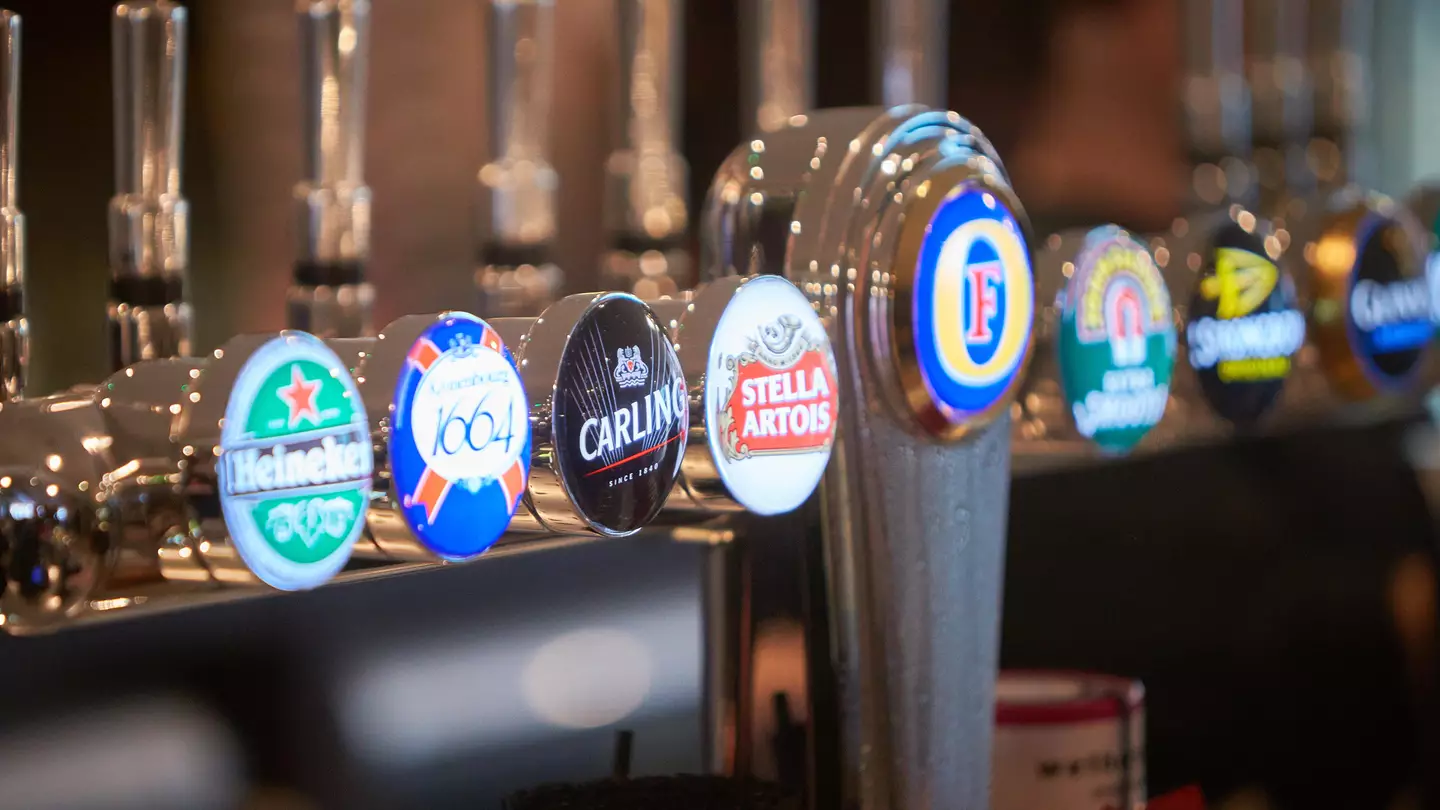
xmin=1182 ymin=0 xmax=1254 ymax=210
xmin=1308 ymin=0 xmax=1375 ymax=193
xmin=743 ymin=0 xmax=813 ymax=132
xmin=476 ymin=0 xmax=564 ymax=317
xmin=290 ymin=0 xmax=374 ymax=338
xmin=0 ymin=10 xmax=22 ymax=402
xmin=602 ymin=0 xmax=692 ymax=296
xmin=108 ymin=0 xmax=191 ymax=369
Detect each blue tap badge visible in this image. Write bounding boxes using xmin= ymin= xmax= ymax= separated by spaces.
xmin=1346 ymin=213 xmax=1434 ymax=390
xmin=912 ymin=185 xmax=1034 ymax=422
xmin=390 ymin=314 xmax=531 ymax=560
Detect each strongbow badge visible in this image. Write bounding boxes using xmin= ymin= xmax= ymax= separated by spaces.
xmin=1057 ymin=226 xmax=1175 ymax=453
xmin=1186 ymin=222 xmax=1304 ymax=425
xmin=390 ymin=314 xmax=530 ymax=560
xmin=707 ymin=275 xmax=838 ymax=515
xmin=218 ymin=333 xmax=373 ymax=591
xmin=553 ymin=294 xmax=687 ymax=536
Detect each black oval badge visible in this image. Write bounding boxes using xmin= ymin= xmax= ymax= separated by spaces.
xmin=552 ymin=295 xmax=688 ymax=536
xmin=1185 ymin=221 xmax=1305 ymax=426
xmin=1345 ymin=213 xmax=1432 ymax=387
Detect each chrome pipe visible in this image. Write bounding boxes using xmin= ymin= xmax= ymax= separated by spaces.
xmin=1307 ymin=0 xmax=1375 ymax=194
xmin=290 ymin=0 xmax=374 ymax=338
xmin=601 ymin=0 xmax=691 ymax=297
xmin=700 ymin=107 xmax=1024 ymax=806
xmin=475 ymin=0 xmax=564 ymax=317
xmin=108 ymin=0 xmax=191 ymax=369
xmin=1182 ymin=0 xmax=1255 ymax=211
xmin=0 ymin=10 xmax=22 ymax=402
xmin=1247 ymin=0 xmax=1314 ymax=221
xmin=873 ymin=0 xmax=947 ymax=108
xmin=742 ymin=0 xmax=813 ymax=133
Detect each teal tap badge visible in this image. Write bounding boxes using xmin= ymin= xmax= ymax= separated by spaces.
xmin=218 ymin=333 xmax=373 ymax=591
xmin=1057 ymin=227 xmax=1175 ymax=453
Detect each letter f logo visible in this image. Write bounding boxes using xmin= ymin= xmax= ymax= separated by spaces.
xmin=966 ymin=260 xmax=1003 ymax=343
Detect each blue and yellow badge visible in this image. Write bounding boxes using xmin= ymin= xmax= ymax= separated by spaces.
xmin=912 ymin=185 xmax=1034 ymax=421
xmin=390 ymin=314 xmax=531 ymax=561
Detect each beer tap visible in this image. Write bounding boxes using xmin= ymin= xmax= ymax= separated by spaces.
xmin=601 ymin=0 xmax=691 ymax=298
xmin=1308 ymin=0 xmax=1375 ymax=198
xmin=873 ymin=0 xmax=947 ymax=107
xmin=108 ymin=0 xmax=191 ymax=370
xmin=1247 ymin=0 xmax=1314 ymax=223
xmin=742 ymin=0 xmax=813 ymax=133
xmin=475 ymin=0 xmax=564 ymax=318
xmin=700 ymin=107 xmax=1027 ymax=803
xmin=491 ymin=292 xmax=689 ymax=537
xmin=0 ymin=10 xmax=23 ymax=403
xmin=290 ymin=0 xmax=374 ymax=338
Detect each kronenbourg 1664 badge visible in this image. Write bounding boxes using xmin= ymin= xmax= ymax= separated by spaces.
xmin=218 ymin=333 xmax=374 ymax=591
xmin=1056 ymin=226 xmax=1175 ymax=453
xmin=706 ymin=275 xmax=838 ymax=515
xmin=1185 ymin=222 xmax=1306 ymax=425
xmin=390 ymin=314 xmax=530 ymax=560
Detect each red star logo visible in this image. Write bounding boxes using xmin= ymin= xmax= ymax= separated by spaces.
xmin=277 ymin=364 xmax=321 ymax=428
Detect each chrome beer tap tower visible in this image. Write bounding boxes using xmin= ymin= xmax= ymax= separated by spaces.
xmin=0 ymin=9 xmax=21 ymax=404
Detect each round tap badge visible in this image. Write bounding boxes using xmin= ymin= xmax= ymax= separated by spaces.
xmin=1344 ymin=213 xmax=1433 ymax=389
xmin=218 ymin=333 xmax=373 ymax=591
xmin=1057 ymin=226 xmax=1175 ymax=453
xmin=913 ymin=185 xmax=1034 ymax=426
xmin=706 ymin=276 xmax=839 ymax=515
xmin=1185 ymin=222 xmax=1305 ymax=425
xmin=389 ymin=314 xmax=530 ymax=560
xmin=553 ymin=294 xmax=687 ymax=536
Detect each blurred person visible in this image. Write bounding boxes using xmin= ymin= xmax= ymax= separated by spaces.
xmin=950 ymin=0 xmax=1185 ymax=234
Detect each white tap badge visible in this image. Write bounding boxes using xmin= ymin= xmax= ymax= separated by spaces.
xmin=706 ymin=276 xmax=838 ymax=515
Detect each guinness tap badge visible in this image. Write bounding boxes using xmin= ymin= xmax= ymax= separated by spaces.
xmin=389 ymin=314 xmax=530 ymax=560
xmin=554 ymin=294 xmax=688 ymax=536
xmin=1307 ymin=196 xmax=1434 ymax=399
xmin=218 ymin=333 xmax=373 ymax=591
xmin=1185 ymin=220 xmax=1305 ymax=425
xmin=1057 ymin=226 xmax=1175 ymax=453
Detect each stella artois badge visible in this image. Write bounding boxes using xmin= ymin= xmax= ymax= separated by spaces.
xmin=390 ymin=314 xmax=530 ymax=560
xmin=1057 ymin=226 xmax=1175 ymax=453
xmin=705 ymin=275 xmax=838 ymax=515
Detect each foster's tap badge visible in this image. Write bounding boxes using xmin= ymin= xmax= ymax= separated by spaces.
xmin=910 ymin=184 xmax=1034 ymax=434
xmin=554 ymin=294 xmax=688 ymax=536
xmin=218 ymin=333 xmax=373 ymax=590
xmin=704 ymin=275 xmax=838 ymax=515
xmin=1057 ymin=226 xmax=1175 ymax=453
xmin=1185 ymin=221 xmax=1305 ymax=425
xmin=389 ymin=314 xmax=530 ymax=560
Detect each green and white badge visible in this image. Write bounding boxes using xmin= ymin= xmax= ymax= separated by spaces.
xmin=1056 ymin=226 xmax=1176 ymax=454
xmin=217 ymin=333 xmax=373 ymax=591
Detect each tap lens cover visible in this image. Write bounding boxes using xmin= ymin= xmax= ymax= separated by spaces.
xmin=389 ymin=314 xmax=530 ymax=560
xmin=1343 ymin=213 xmax=1433 ymax=390
xmin=912 ymin=184 xmax=1034 ymax=424
xmin=552 ymin=294 xmax=687 ymax=536
xmin=703 ymin=275 xmax=837 ymax=514
xmin=1056 ymin=226 xmax=1175 ymax=454
xmin=217 ymin=332 xmax=373 ymax=591
xmin=1185 ymin=221 xmax=1305 ymax=425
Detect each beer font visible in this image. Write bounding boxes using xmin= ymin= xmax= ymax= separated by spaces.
xmin=0 ymin=10 xmax=21 ymax=402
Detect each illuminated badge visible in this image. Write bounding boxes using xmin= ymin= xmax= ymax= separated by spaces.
xmin=707 ymin=276 xmax=838 ymax=515
xmin=1186 ymin=222 xmax=1305 ymax=425
xmin=390 ymin=314 xmax=530 ymax=560
xmin=218 ymin=333 xmax=373 ymax=591
xmin=913 ymin=185 xmax=1034 ymax=423
xmin=553 ymin=294 xmax=688 ymax=536
xmin=1057 ymin=226 xmax=1175 ymax=453
xmin=1345 ymin=213 xmax=1434 ymax=389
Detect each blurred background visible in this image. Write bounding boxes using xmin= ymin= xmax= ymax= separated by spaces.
xmin=0 ymin=0 xmax=1438 ymax=808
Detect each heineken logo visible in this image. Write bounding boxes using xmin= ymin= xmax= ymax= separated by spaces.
xmin=391 ymin=315 xmax=530 ymax=561
xmin=217 ymin=334 xmax=372 ymax=591
xmin=705 ymin=276 xmax=839 ymax=515
xmin=1057 ymin=226 xmax=1175 ymax=454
